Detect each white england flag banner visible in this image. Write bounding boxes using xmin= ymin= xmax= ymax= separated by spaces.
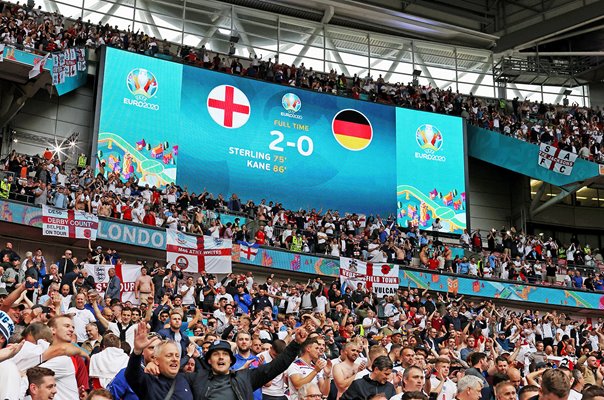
xmin=166 ymin=229 xmax=232 ymax=274
xmin=42 ymin=205 xmax=98 ymax=240
xmin=84 ymin=264 xmax=141 ymax=304
xmin=538 ymin=143 xmax=578 ymax=176
xmin=339 ymin=257 xmax=399 ymax=298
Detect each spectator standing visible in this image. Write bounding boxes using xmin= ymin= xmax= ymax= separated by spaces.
xmin=105 ymin=268 xmax=121 ymax=301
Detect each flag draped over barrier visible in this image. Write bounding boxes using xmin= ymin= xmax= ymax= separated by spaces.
xmin=42 ymin=205 xmax=98 ymax=240
xmin=166 ymin=229 xmax=232 ymax=274
xmin=339 ymin=257 xmax=399 ymax=297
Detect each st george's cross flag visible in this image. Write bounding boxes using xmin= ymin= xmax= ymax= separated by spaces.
xmin=166 ymin=229 xmax=232 ymax=274
xmin=207 ymin=84 xmax=251 ymax=129
xmin=42 ymin=205 xmax=99 ymax=240
xmin=238 ymin=241 xmax=260 ymax=261
xmin=29 ymin=52 xmax=50 ymax=79
xmin=538 ymin=143 xmax=577 ymax=176
xmin=339 ymin=257 xmax=399 ymax=298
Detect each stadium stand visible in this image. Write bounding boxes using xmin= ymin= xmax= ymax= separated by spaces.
xmin=1 ymin=0 xmax=604 ymax=399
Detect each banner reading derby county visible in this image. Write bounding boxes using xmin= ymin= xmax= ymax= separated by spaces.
xmin=42 ymin=205 xmax=98 ymax=240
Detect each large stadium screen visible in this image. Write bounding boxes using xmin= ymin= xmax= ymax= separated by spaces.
xmin=396 ymin=108 xmax=468 ymax=233
xmin=95 ymin=47 xmax=395 ymax=214
xmin=94 ymin=47 xmax=467 ymax=232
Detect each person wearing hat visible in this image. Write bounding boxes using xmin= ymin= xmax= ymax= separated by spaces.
xmin=138 ymin=321 xmax=309 ymax=400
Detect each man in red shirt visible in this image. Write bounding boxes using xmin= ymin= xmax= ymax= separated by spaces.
xmin=142 ymin=206 xmax=156 ymax=226
xmin=254 ymin=226 xmax=266 ymax=245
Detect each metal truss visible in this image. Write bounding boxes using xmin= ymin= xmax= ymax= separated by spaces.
xmin=37 ymin=0 xmax=589 ymax=105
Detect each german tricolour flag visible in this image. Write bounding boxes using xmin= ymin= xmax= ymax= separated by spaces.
xmin=332 ymin=109 xmax=373 ymax=151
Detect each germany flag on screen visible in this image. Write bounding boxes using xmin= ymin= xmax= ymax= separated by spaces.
xmin=332 ymin=109 xmax=373 ymax=151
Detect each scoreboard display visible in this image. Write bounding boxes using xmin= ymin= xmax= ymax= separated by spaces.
xmin=94 ymin=47 xmax=468 ymax=233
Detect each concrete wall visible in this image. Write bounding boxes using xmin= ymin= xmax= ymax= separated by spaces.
xmin=589 ymin=82 xmax=604 ymax=108
xmin=468 ymin=158 xmax=521 ymax=231
xmin=3 ymin=79 xmax=95 ymax=166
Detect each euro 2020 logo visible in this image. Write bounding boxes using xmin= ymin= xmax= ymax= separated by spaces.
xmin=282 ymin=93 xmax=301 ymax=113
xmin=416 ymin=124 xmax=443 ymax=154
xmin=280 ymin=93 xmax=303 ymax=120
xmin=126 ymin=68 xmax=158 ymax=100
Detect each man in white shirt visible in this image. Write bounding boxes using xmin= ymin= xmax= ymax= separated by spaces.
xmin=285 ymin=288 xmax=301 ymax=315
xmin=66 ymin=293 xmax=96 ymax=343
xmin=131 ymin=202 xmax=145 ymax=223
xmin=430 ymin=357 xmax=457 ymax=400
xmin=40 ymin=315 xmax=80 ymax=400
xmin=179 ymin=276 xmax=196 ymax=307
xmin=314 ymin=292 xmax=329 ymax=314
xmin=362 ymin=310 xmax=381 ymax=336
xmin=141 ymin=185 xmax=152 ymax=203
xmin=286 ymin=337 xmax=332 ymax=400
xmin=260 ymin=340 xmax=288 ymax=400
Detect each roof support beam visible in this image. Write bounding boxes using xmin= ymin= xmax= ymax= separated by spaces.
xmin=196 ymin=10 xmax=230 ymax=47
xmin=469 ymin=63 xmax=493 ymax=94
xmin=231 ymin=8 xmax=257 ymax=57
xmin=134 ymin=0 xmax=162 ymax=39
xmin=495 ymin=0 xmax=604 ymax=52
xmin=292 ymin=6 xmax=334 ymax=66
xmin=413 ymin=53 xmax=438 ymax=88
xmin=383 ymin=44 xmax=411 ymax=82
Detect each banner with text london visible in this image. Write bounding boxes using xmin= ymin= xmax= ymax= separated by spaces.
xmin=94 ymin=47 xmax=468 ymax=233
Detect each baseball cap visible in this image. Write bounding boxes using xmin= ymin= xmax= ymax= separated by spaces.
xmin=0 ymin=288 xmax=8 ymax=297
xmin=77 ymin=273 xmax=84 ymax=279
xmin=0 ymin=310 xmax=15 ymax=343
xmin=204 ymin=340 xmax=236 ymax=366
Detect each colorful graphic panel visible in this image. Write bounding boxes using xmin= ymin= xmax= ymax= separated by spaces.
xmin=95 ymin=47 xmax=183 ymax=188
xmin=396 ymin=108 xmax=467 ymax=233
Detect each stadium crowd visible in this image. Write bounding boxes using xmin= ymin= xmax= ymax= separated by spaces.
xmin=2 ymin=146 xmax=604 ymax=292
xmin=2 ymin=3 xmax=604 ymax=400
xmin=1 ymin=237 xmax=604 ymax=400
xmin=1 ymin=0 xmax=603 ymax=164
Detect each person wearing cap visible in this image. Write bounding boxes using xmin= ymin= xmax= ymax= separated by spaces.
xmin=0 ymin=287 xmax=8 ymax=308
xmin=195 ymin=326 xmax=308 ymax=400
xmin=235 ymin=284 xmax=253 ymax=315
